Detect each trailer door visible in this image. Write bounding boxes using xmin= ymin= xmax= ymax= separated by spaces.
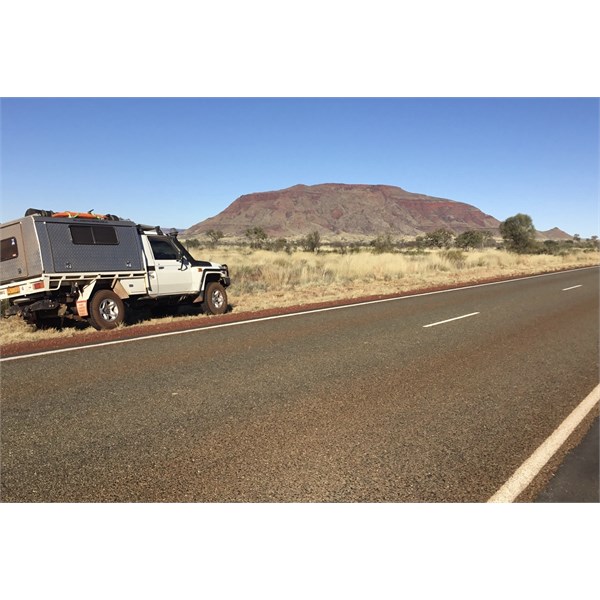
xmin=0 ymin=223 xmax=29 ymax=284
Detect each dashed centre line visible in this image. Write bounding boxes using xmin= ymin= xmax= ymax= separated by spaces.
xmin=1 ymin=267 xmax=596 ymax=362
xmin=562 ymin=284 xmax=583 ymax=291
xmin=422 ymin=312 xmax=480 ymax=328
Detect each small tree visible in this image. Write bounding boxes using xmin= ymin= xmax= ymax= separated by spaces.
xmin=300 ymin=230 xmax=321 ymax=253
xmin=245 ymin=227 xmax=268 ymax=249
xmin=370 ymin=234 xmax=395 ymax=254
xmin=424 ymin=228 xmax=454 ymax=249
xmin=499 ymin=213 xmax=537 ymax=253
xmin=206 ymin=229 xmax=224 ymax=247
xmin=455 ymin=230 xmax=484 ymax=251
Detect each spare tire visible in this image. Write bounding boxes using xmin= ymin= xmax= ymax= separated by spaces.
xmin=25 ymin=208 xmax=54 ymax=217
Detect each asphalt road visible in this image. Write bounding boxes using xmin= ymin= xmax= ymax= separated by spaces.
xmin=535 ymin=417 xmax=599 ymax=503
xmin=1 ymin=267 xmax=598 ymax=502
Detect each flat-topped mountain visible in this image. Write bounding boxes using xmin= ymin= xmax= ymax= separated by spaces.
xmin=186 ymin=183 xmax=500 ymax=238
xmin=184 ymin=183 xmax=568 ymax=239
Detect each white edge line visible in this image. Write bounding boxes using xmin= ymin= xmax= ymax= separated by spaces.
xmin=1 ymin=265 xmax=597 ymax=363
xmin=488 ymin=384 xmax=600 ymax=503
xmin=562 ymin=285 xmax=583 ymax=291
xmin=422 ymin=312 xmax=479 ymax=328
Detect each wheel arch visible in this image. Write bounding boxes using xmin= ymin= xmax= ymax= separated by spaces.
xmin=202 ymin=270 xmax=227 ymax=288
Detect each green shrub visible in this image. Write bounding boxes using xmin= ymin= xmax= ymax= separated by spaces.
xmin=245 ymin=227 xmax=268 ymax=249
xmin=455 ymin=230 xmax=484 ymax=250
xmin=370 ymin=234 xmax=395 ymax=254
xmin=424 ymin=229 xmax=454 ymax=249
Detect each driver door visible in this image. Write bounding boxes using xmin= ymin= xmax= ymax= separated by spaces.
xmin=148 ymin=236 xmax=194 ymax=295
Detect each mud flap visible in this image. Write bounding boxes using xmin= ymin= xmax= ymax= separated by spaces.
xmin=76 ymin=281 xmax=97 ymax=317
xmin=76 ymin=300 xmax=88 ymax=317
xmin=112 ymin=280 xmax=130 ymax=300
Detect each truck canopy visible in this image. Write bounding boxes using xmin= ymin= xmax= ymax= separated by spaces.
xmin=1 ymin=215 xmax=145 ymax=285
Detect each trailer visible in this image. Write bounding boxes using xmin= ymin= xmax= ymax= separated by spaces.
xmin=0 ymin=209 xmax=230 ymax=330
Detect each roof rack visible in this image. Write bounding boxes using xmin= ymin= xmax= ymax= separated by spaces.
xmin=24 ymin=208 xmax=123 ymax=221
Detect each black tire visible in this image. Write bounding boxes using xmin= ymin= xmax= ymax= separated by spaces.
xmin=25 ymin=208 xmax=54 ymax=217
xmin=88 ymin=289 xmax=125 ymax=330
xmin=202 ymin=281 xmax=228 ymax=315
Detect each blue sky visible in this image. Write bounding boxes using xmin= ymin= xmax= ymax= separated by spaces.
xmin=1 ymin=98 xmax=598 ymax=236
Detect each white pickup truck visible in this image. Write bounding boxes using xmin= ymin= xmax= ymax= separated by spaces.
xmin=0 ymin=209 xmax=231 ymax=330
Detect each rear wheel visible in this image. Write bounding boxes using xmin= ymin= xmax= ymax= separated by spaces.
xmin=202 ymin=282 xmax=228 ymax=315
xmin=88 ymin=289 xmax=125 ymax=330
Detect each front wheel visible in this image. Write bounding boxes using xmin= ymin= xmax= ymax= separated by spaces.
xmin=201 ymin=282 xmax=228 ymax=315
xmin=88 ymin=289 xmax=125 ymax=330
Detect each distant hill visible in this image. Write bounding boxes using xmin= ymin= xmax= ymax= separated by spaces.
xmin=185 ymin=183 xmax=501 ymax=238
xmin=536 ymin=227 xmax=573 ymax=241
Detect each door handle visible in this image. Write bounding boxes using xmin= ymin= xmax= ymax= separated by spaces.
xmin=158 ymin=266 xmax=165 ymax=269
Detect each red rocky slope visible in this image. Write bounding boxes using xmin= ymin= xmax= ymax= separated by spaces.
xmin=185 ymin=183 xmax=501 ymax=238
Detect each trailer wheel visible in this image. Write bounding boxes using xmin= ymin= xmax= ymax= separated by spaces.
xmin=202 ymin=282 xmax=228 ymax=315
xmin=88 ymin=289 xmax=125 ymax=330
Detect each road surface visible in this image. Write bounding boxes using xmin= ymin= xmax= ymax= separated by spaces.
xmin=1 ymin=267 xmax=598 ymax=502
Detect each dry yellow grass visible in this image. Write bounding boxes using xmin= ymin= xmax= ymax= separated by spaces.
xmin=1 ymin=248 xmax=598 ymax=345
xmin=206 ymin=247 xmax=599 ymax=312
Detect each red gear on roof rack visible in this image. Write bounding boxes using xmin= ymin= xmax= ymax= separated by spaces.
xmin=52 ymin=211 xmax=108 ymax=219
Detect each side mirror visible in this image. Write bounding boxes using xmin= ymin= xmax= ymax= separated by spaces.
xmin=177 ymin=251 xmax=188 ymax=270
